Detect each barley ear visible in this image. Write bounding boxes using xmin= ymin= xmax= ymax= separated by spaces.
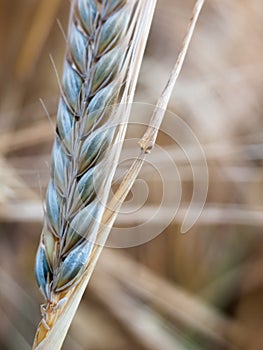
xmin=33 ymin=0 xmax=157 ymax=348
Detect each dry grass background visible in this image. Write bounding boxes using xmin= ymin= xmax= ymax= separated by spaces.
xmin=0 ymin=0 xmax=263 ymax=349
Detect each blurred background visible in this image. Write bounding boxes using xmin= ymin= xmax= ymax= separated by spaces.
xmin=1 ymin=0 xmax=263 ymax=349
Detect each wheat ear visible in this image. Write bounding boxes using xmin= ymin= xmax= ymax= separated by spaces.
xmin=33 ymin=0 xmax=157 ymax=348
